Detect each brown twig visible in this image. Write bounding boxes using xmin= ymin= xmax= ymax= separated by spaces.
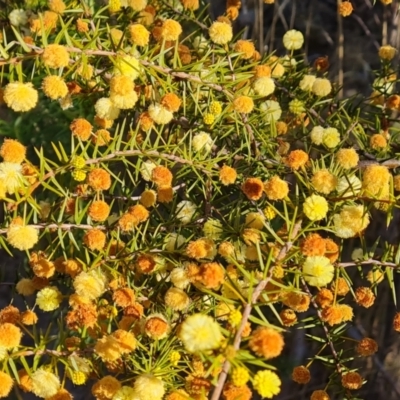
xmin=302 ymin=278 xmax=343 ymax=375
xmin=210 ymin=220 xmax=302 ymax=400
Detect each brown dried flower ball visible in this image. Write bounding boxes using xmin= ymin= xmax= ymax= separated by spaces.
xmin=356 ymin=337 xmax=378 ymax=356
xmin=291 ymin=365 xmax=311 ymax=384
xmin=341 ymin=371 xmax=363 ymax=390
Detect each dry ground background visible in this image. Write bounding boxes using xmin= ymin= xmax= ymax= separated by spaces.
xmin=1 ymin=0 xmax=400 ymax=399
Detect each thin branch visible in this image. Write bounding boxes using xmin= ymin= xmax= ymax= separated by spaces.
xmin=210 ymin=220 xmax=302 ymax=400
xmin=302 ymin=278 xmax=343 ymax=375
xmin=338 ymin=259 xmax=398 ymax=269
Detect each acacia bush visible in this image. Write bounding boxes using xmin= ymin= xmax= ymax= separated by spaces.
xmin=0 ymin=0 xmax=399 ymax=399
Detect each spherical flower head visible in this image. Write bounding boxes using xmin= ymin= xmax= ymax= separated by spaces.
xmin=0 ymin=371 xmax=13 ymax=398
xmin=128 ymin=0 xmax=148 ymax=11
xmin=160 ymin=93 xmax=181 ymax=113
xmin=264 ymin=175 xmax=289 ymax=200
xmin=49 ymin=0 xmax=66 ymax=13
xmin=303 ymin=194 xmax=328 ymax=221
xmin=180 ymin=0 xmax=199 ymax=10
xmin=140 ymin=160 xmax=157 ymax=181
xmin=209 ymin=101 xmax=222 ymax=116
xmin=114 ymin=55 xmax=141 ymax=80
xmin=300 ymin=233 xmax=326 ymax=256
xmin=0 ymin=323 xmax=22 ymax=348
xmin=321 ymin=304 xmax=353 ymax=325
xmin=245 ymin=212 xmax=265 ymax=230
xmin=42 ymin=75 xmax=68 ymax=100
xmin=209 ymin=21 xmax=233 ymax=44
xmin=176 ymin=200 xmax=197 ymax=224
xmin=160 ymin=19 xmax=182 ymax=41
xmin=283 ymin=29 xmax=304 ymax=50
xmin=231 ymin=366 xmax=250 ymax=387
xmin=322 ymin=127 xmax=340 ymax=148
xmin=9 ymin=9 xmax=28 ymax=26
xmin=311 ymin=390 xmax=330 ymax=400
xmin=338 ymin=1 xmax=353 ymax=16
xmin=88 ymin=168 xmax=111 ymax=191
xmin=179 ymin=314 xmax=222 ymax=353
xmin=157 ymin=186 xmax=173 ymax=203
xmin=73 ymin=269 xmax=107 ymax=300
xmin=203 ymin=219 xmax=223 ymax=240
xmin=315 ymin=288 xmax=334 ymax=308
xmin=355 ymin=286 xmax=375 ymax=308
xmin=42 ymin=44 xmax=70 ymax=69
xmin=242 ymin=177 xmax=264 ymax=201
xmin=110 ymin=90 xmax=138 ymax=109
xmin=186 ymin=238 xmax=215 ymax=260
xmin=333 ymin=204 xmax=369 ymax=238
xmin=192 ymin=132 xmax=214 ymax=154
xmin=292 ymin=365 xmax=311 ymax=384
xmin=303 ymin=256 xmax=334 ymax=287
xmin=341 ymin=371 xmax=363 ymax=390
xmin=110 ymin=75 xmax=133 ymax=96
xmin=0 ymin=139 xmax=26 ymax=164
xmin=88 ymin=200 xmax=110 ymax=222
xmin=36 ymin=286 xmax=62 ymax=311
xmin=148 ymin=103 xmax=173 ymax=124
xmin=253 ymin=77 xmax=275 ymax=97
xmin=129 ymin=23 xmax=150 ymax=46
xmin=7 ymin=222 xmax=39 ymax=251
xmin=379 ymin=44 xmax=396 ymax=60
xmin=198 ymin=261 xmax=224 ymax=288
xmin=151 ymin=165 xmax=173 ymax=187
xmin=370 ymin=133 xmax=387 ymax=150
xmin=279 ymin=309 xmax=297 ymax=326
xmin=310 ymin=126 xmax=324 ymax=145
xmin=253 ymin=370 xmax=281 ymax=398
xmin=336 ymin=148 xmax=359 ymax=169
xmin=312 ymin=78 xmax=332 ymax=97
xmin=362 ymin=165 xmax=390 ymax=196
xmin=140 ymin=189 xmax=157 ymax=207
xmin=299 ymin=74 xmax=316 ymax=91
xmin=249 ymin=327 xmax=284 ymax=359
xmin=233 ymin=96 xmax=254 ymax=114
xmin=131 ymin=375 xmax=164 ymax=400
xmin=95 ymin=98 xmax=121 ymax=120
xmin=4 ymin=82 xmax=38 ymax=112
xmin=260 ymin=100 xmax=282 ymax=123
xmin=165 ymin=287 xmax=190 ymax=310
xmin=219 ymin=165 xmax=237 ymax=185
xmin=70 ymin=118 xmax=92 ymax=141
xmin=170 ymin=267 xmax=190 ymax=289
xmin=289 ymin=99 xmax=305 ymax=115
xmin=234 ymin=40 xmax=256 ymax=59
xmin=285 ymin=149 xmax=308 ymax=170
xmin=144 ymin=314 xmax=170 ymax=339
xmin=165 ymin=233 xmax=186 ymax=252
xmin=312 ymin=169 xmax=337 ymax=194
xmin=356 ymin=337 xmax=378 ymax=356
xmin=113 ymin=386 xmax=139 ymax=400
xmin=92 ymin=376 xmax=121 ymax=400
xmin=31 ymin=369 xmax=61 ymax=398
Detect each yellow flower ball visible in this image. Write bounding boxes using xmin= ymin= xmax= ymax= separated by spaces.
xmin=133 ymin=374 xmax=165 ymax=400
xmin=209 ymin=21 xmax=233 ymax=44
xmin=303 ymin=256 xmax=334 ymax=287
xmin=42 ymin=44 xmax=70 ymax=69
xmin=299 ymin=74 xmax=316 ymax=91
xmin=233 ymin=96 xmax=254 ymax=113
xmin=253 ymin=77 xmax=275 ymax=96
xmin=322 ymin=127 xmax=340 ymax=148
xmin=7 ymin=223 xmax=39 ymax=251
xmin=312 ymin=78 xmax=332 ymax=97
xmin=31 ymin=369 xmax=61 ymax=398
xmin=161 ymin=19 xmax=182 ymax=41
xmin=114 ymin=55 xmax=141 ymax=80
xmin=179 ymin=314 xmax=222 ymax=353
xmin=379 ymin=45 xmax=396 ymax=60
xmin=282 ymin=29 xmax=304 ymax=50
xmin=129 ymin=23 xmax=150 ymax=46
xmin=4 ymin=82 xmax=38 ymax=112
xmin=253 ymin=370 xmax=281 ymax=398
xmin=303 ymin=194 xmax=328 ymax=221
xmin=42 ymin=75 xmax=68 ymax=100
xmin=36 ymin=286 xmax=62 ymax=311
xmin=95 ymin=98 xmax=121 ymax=120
